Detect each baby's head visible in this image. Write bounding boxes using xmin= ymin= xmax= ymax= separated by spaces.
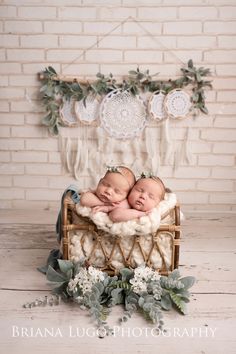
xmin=128 ymin=176 xmax=165 ymax=212
xmin=95 ymin=166 xmax=136 ymax=204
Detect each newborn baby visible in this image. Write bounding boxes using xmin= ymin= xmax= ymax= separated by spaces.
xmin=80 ymin=166 xmax=136 ymax=213
xmin=109 ymin=176 xmax=166 ymax=222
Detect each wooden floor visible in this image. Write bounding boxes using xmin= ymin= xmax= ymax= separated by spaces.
xmin=0 ymin=209 xmax=235 ymax=354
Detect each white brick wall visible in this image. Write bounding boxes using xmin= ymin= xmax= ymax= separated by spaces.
xmin=0 ymin=0 xmax=236 ymax=211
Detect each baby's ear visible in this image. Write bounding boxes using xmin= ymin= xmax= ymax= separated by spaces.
xmin=165 ymin=187 xmax=172 ymax=193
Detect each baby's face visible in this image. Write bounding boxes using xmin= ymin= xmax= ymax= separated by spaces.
xmin=96 ymin=172 xmax=130 ymax=203
xmin=128 ymin=178 xmax=164 ymax=212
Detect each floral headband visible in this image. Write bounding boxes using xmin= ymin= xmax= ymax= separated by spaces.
xmin=139 ymin=172 xmax=166 ymax=197
xmin=106 ymin=166 xmax=120 ymax=173
xmin=106 ymin=165 xmax=135 ymax=188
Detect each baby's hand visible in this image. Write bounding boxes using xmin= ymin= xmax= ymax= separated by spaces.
xmin=110 ymin=201 xmax=121 ymax=206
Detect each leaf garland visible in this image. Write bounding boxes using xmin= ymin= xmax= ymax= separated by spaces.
xmin=39 ymin=59 xmax=212 ymax=136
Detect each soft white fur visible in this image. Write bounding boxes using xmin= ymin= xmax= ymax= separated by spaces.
xmin=69 ymin=192 xmax=179 ymax=271
xmin=75 ymin=192 xmax=177 ymax=236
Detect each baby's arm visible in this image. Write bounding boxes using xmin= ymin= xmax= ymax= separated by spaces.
xmin=80 ymin=191 xmax=104 ymax=207
xmin=92 ymin=199 xmax=130 ymax=213
xmin=109 ymin=208 xmax=148 ymax=222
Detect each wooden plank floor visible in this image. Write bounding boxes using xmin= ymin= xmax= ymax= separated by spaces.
xmin=0 ymin=210 xmax=235 ymax=354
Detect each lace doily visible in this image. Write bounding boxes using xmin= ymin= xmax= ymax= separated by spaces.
xmin=75 ymin=95 xmax=100 ymax=125
xmin=60 ymin=100 xmax=78 ymax=127
xmin=99 ymin=89 xmax=147 ymax=139
xmin=148 ymin=90 xmax=166 ymax=121
xmin=164 ymin=89 xmax=192 ymax=119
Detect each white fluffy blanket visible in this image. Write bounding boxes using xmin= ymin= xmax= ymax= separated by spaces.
xmin=68 ymin=192 xmax=179 ymax=271
xmin=75 ymin=192 xmax=177 ymax=237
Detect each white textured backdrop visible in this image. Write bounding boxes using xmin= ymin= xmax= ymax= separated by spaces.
xmin=0 ymin=0 xmax=236 ymax=211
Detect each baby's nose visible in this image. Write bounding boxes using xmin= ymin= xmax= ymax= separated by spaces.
xmin=105 ymin=187 xmax=112 ymax=195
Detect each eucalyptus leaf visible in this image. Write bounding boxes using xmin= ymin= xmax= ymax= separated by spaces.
xmin=42 ymin=114 xmax=53 ymax=126
xmin=50 ymin=124 xmax=59 ymax=136
xmin=188 ymin=59 xmax=193 ymax=68
xmin=46 ymin=265 xmax=68 ymax=283
xmin=94 ymin=282 xmax=105 ymax=294
xmin=138 ymin=297 xmax=145 ymax=307
xmin=200 ymin=106 xmax=208 ymax=114
xmin=48 ymin=66 xmax=57 ymax=75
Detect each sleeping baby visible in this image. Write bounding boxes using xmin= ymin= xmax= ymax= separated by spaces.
xmin=109 ymin=175 xmax=166 ymax=222
xmin=80 ymin=165 xmax=136 ymax=213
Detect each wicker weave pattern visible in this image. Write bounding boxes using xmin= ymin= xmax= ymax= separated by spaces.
xmin=61 ymin=194 xmax=181 ymax=275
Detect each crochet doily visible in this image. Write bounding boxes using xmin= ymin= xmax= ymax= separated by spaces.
xmin=60 ymin=100 xmax=78 ymax=127
xmin=99 ymin=89 xmax=147 ymax=139
xmin=148 ymin=90 xmax=166 ymax=121
xmin=165 ymin=89 xmax=192 ymax=119
xmin=75 ymin=95 xmax=100 ymax=125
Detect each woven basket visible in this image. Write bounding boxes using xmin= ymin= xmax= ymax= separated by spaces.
xmin=61 ymin=193 xmax=181 ymax=275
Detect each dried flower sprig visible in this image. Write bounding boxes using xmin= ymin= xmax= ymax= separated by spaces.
xmin=23 ymin=295 xmax=61 ymax=309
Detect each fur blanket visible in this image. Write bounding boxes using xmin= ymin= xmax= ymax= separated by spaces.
xmin=68 ymin=193 xmax=179 ymax=271
xmin=75 ymin=192 xmax=177 ymax=236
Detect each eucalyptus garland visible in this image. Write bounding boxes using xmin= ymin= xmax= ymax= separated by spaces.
xmin=39 ymin=59 xmax=212 ymax=135
xmin=31 ymin=260 xmax=196 ymax=337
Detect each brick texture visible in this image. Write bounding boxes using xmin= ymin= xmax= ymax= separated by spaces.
xmin=0 ymin=1 xmax=236 ymax=210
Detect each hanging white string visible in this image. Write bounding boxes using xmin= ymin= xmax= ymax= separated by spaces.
xmin=62 ymin=16 xmax=133 ymax=73
xmin=61 ymin=15 xmax=185 ymax=74
xmin=129 ymin=16 xmax=185 ymax=66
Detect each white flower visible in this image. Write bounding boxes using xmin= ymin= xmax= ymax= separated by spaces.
xmin=68 ymin=266 xmax=105 ymax=296
xmin=130 ymin=266 xmax=159 ymax=295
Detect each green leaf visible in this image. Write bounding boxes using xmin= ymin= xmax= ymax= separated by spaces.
xmin=57 ymin=260 xmax=74 ymax=274
xmin=161 ymin=294 xmax=172 ymax=310
xmin=94 ymin=282 xmax=104 ymax=294
xmin=42 ymin=113 xmax=53 ymax=126
xmin=128 ymin=70 xmax=138 ymax=76
xmin=46 ymin=265 xmax=67 ymax=283
xmin=188 ymin=59 xmax=193 ymax=68
xmin=111 ymin=288 xmax=124 ymax=305
xmin=48 ymin=66 xmax=57 ymax=75
xmin=200 ymin=105 xmax=208 ymax=114
xmin=169 ymin=291 xmax=188 ymax=314
xmin=180 ymin=276 xmax=196 ymax=290
xmin=49 ymin=124 xmax=59 ymax=136
xmin=119 ymin=268 xmax=134 ymax=282
xmin=169 ymin=269 xmax=181 ymax=280
xmin=111 ymin=288 xmax=123 ymax=296
xmin=196 ymin=72 xmax=202 ymax=82
xmin=138 ymin=297 xmax=145 ymax=307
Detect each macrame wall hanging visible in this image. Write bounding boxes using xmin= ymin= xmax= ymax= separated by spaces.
xmin=39 ymin=16 xmax=212 ymax=182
